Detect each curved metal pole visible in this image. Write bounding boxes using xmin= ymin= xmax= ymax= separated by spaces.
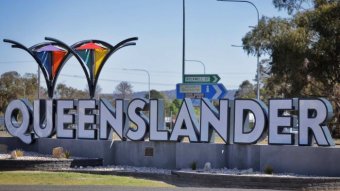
xmin=217 ymin=0 xmax=259 ymax=23
xmin=123 ymin=68 xmax=150 ymax=100
xmin=71 ymin=37 xmax=138 ymax=87
xmin=46 ymin=37 xmax=96 ymax=98
xmin=41 ymin=37 xmax=81 ymax=98
xmin=3 ymin=40 xmax=44 ymax=70
xmin=231 ymin=44 xmax=244 ymax=48
xmin=46 ymin=37 xmax=137 ymax=98
xmin=217 ymin=0 xmax=260 ymax=100
xmin=45 ymin=37 xmax=91 ymax=82
xmin=93 ymin=39 xmax=138 ymax=95
xmin=37 ymin=66 xmax=40 ymax=99
xmin=185 ymin=59 xmax=206 ymax=74
xmin=3 ymin=39 xmax=52 ymax=98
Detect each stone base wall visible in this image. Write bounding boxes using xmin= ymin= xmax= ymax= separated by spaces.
xmin=1 ymin=137 xmax=340 ymax=177
xmin=0 ymin=158 xmax=102 ymax=170
xmin=170 ymin=171 xmax=340 ymax=190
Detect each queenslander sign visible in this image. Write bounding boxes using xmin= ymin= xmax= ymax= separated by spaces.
xmin=4 ymin=98 xmax=335 ymax=146
xmin=2 ymin=38 xmax=335 ymax=147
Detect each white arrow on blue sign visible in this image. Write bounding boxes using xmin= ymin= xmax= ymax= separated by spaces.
xmin=176 ymin=83 xmax=227 ymax=100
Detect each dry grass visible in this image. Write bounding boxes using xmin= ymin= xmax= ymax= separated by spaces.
xmin=14 ymin=149 xmax=24 ymax=157
xmin=334 ymin=139 xmax=340 ymax=145
xmin=0 ymin=131 xmax=11 ymax=137
xmin=0 ymin=171 xmax=173 ymax=187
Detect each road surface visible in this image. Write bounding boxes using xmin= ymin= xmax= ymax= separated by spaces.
xmin=0 ymin=185 xmax=282 ymax=191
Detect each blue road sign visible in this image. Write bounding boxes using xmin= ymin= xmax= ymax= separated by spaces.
xmin=176 ymin=83 xmax=227 ymax=100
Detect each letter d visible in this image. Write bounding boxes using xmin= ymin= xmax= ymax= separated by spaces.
xmin=234 ymin=99 xmax=268 ymax=144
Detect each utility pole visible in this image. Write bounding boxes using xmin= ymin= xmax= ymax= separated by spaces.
xmin=182 ymin=0 xmax=186 ymax=83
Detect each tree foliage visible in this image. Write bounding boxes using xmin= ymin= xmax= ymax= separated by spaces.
xmin=273 ymin=0 xmax=312 ymax=15
xmin=115 ymin=81 xmax=133 ymax=99
xmin=0 ymin=71 xmax=96 ymax=114
xmin=0 ymin=71 xmax=39 ymax=114
xmin=169 ymin=99 xmax=182 ymax=117
xmin=85 ymin=84 xmax=102 ymax=99
xmin=146 ymin=89 xmax=165 ymax=100
xmin=242 ymin=0 xmax=339 ymax=129
xmin=235 ymin=80 xmax=256 ymax=99
xmin=55 ymin=83 xmax=88 ymax=99
xmin=144 ymin=89 xmax=182 ymax=117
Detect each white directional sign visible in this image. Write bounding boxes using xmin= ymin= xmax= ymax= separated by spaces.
xmin=176 ymin=83 xmax=227 ymax=100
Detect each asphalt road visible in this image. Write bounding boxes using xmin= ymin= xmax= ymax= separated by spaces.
xmin=0 ymin=185 xmax=282 ymax=191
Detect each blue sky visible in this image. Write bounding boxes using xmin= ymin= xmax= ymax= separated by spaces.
xmin=0 ymin=0 xmax=289 ymax=93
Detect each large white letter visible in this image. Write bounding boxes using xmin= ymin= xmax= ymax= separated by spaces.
xmin=200 ymin=99 xmax=229 ymax=143
xmin=234 ymin=99 xmax=268 ymax=144
xmin=126 ymin=99 xmax=149 ymax=141
xmin=56 ymin=100 xmax=75 ymax=139
xmin=170 ymin=98 xmax=199 ymax=142
xmin=99 ymin=99 xmax=124 ymax=140
xmin=5 ymin=99 xmax=34 ymax=144
xmin=269 ymin=99 xmax=295 ymax=145
xmin=122 ymin=100 xmax=130 ymax=140
xmin=78 ymin=100 xmax=97 ymax=139
xmin=33 ymin=99 xmax=54 ymax=138
xmin=150 ymin=99 xmax=169 ymax=141
xmin=299 ymin=98 xmax=334 ymax=146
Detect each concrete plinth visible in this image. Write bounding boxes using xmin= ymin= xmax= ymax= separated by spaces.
xmin=1 ymin=137 xmax=340 ymax=176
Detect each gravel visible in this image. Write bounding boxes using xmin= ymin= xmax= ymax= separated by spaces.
xmin=72 ymin=164 xmax=332 ymax=178
xmin=0 ymin=151 xmax=322 ymax=178
xmin=1 ymin=152 xmax=54 ymax=160
xmin=178 ymin=168 xmax=301 ymax=177
xmin=0 ymin=151 xmax=79 ymax=160
xmin=70 ymin=165 xmax=306 ymax=177
xmin=71 ymin=165 xmax=172 ymax=175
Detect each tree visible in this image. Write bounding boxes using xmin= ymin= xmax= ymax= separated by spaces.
xmin=95 ymin=85 xmax=102 ymax=99
xmin=55 ymin=83 xmax=87 ymax=99
xmin=115 ymin=81 xmax=133 ymax=99
xmin=272 ymin=0 xmax=312 ymax=15
xmin=22 ymin=73 xmax=38 ymax=101
xmin=0 ymin=71 xmax=21 ymax=114
xmin=144 ymin=89 xmax=174 ymax=115
xmin=145 ymin=89 xmax=165 ymax=100
xmin=85 ymin=84 xmax=102 ymax=99
xmin=242 ymin=0 xmax=339 ymax=131
xmin=235 ymin=80 xmax=256 ymax=99
xmin=243 ymin=0 xmax=339 ymax=97
xmin=169 ymin=99 xmax=182 ymax=116
xmin=0 ymin=71 xmax=39 ymax=114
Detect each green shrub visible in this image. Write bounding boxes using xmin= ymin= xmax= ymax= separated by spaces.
xmin=191 ymin=161 xmax=197 ymax=170
xmin=64 ymin=150 xmax=71 ymax=159
xmin=264 ymin=165 xmax=273 ymax=174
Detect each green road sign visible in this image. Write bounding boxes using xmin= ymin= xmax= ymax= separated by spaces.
xmin=184 ymin=74 xmax=220 ymax=83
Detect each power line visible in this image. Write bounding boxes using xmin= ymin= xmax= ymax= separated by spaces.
xmin=0 ymin=60 xmax=35 ymax=64
xmin=60 ymin=74 xmax=176 ymax=87
xmin=0 ymin=61 xmax=255 ymax=75
xmin=106 ymin=67 xmax=253 ymax=75
xmin=60 ymin=74 xmax=240 ymax=89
